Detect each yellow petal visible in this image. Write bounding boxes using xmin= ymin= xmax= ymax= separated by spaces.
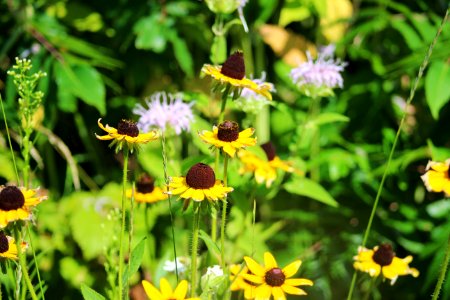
xmin=190 ymin=189 xmax=205 ymax=201
xmin=159 ymin=278 xmax=173 ymax=297
xmin=255 ymin=284 xmax=272 ymax=300
xmin=222 ymin=143 xmax=237 ymax=157
xmin=242 ymin=273 xmax=264 ymax=284
xmin=239 ymin=128 xmax=255 ymax=138
xmin=284 ymin=278 xmax=313 ymax=286
xmin=271 ymin=287 xmax=286 ymax=300
xmin=282 ymin=260 xmax=302 ymax=278
xmin=142 ymin=280 xmax=164 ymax=300
xmin=173 ymin=280 xmax=188 ymax=299
xmin=281 ymin=284 xmax=307 ymax=295
xmin=244 ymin=256 xmax=266 ymax=276
xmin=264 ymin=252 xmax=278 ymax=269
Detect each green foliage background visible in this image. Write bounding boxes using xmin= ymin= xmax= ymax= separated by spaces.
xmin=0 ymin=0 xmax=449 ymax=299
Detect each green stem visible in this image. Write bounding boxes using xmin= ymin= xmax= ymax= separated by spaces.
xmin=362 ymin=276 xmax=376 ymax=300
xmin=346 ymin=8 xmax=449 ymax=300
xmin=220 ymin=155 xmax=229 ymax=268
xmin=190 ymin=203 xmax=201 ymax=298
xmin=118 ymin=150 xmax=129 ymax=300
xmin=310 ymin=97 xmax=321 ymax=182
xmin=25 ymin=226 xmax=45 ymax=299
xmin=161 ymin=132 xmax=179 ymax=281
xmin=13 ymin=226 xmax=37 ymax=300
xmin=218 ymin=84 xmax=231 ymax=123
xmin=126 ymin=181 xmax=135 ymax=298
xmin=431 ymin=234 xmax=450 ymax=300
xmin=144 ymin=205 xmax=154 ymax=263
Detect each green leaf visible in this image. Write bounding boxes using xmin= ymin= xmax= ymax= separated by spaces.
xmin=391 ymin=19 xmax=423 ymax=50
xmin=425 ymin=61 xmax=450 ymax=119
xmin=284 ymin=177 xmax=339 ymax=207
xmin=168 ymin=31 xmax=194 ymax=77
xmin=199 ymin=230 xmax=220 ymax=260
xmin=279 ymin=5 xmax=311 ymax=27
xmin=210 ymin=35 xmax=227 ymax=64
xmin=312 ymin=112 xmax=349 ymax=126
xmin=426 ymin=199 xmax=450 ymax=219
xmin=54 ymin=61 xmax=106 ymax=115
xmin=81 ymin=284 xmax=106 ymax=300
xmin=123 ymin=238 xmax=146 ymax=285
xmin=134 ymin=15 xmax=168 ymax=52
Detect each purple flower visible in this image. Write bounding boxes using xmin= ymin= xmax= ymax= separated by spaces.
xmin=133 ymin=92 xmax=194 ymax=135
xmin=290 ymin=45 xmax=347 ymax=97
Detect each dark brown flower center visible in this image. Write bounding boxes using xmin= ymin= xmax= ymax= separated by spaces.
xmin=372 ymin=244 xmax=394 ymax=267
xmin=117 ymin=119 xmax=139 ymax=137
xmin=218 ymin=121 xmax=239 ymax=142
xmin=265 ymin=268 xmax=285 ymax=287
xmin=0 ymin=186 xmax=25 ymax=211
xmin=186 ymin=163 xmax=216 ymax=189
xmin=0 ymin=231 xmax=9 ymax=253
xmin=261 ymin=142 xmax=276 ymax=161
xmin=136 ymin=174 xmax=155 ymax=194
xmin=221 ymin=51 xmax=245 ymax=80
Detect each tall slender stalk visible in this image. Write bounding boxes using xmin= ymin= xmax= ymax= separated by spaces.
xmin=431 ymin=234 xmax=450 ymax=300
xmin=309 ymin=97 xmax=321 ymax=182
xmin=346 ymin=8 xmax=449 ymax=300
xmin=161 ymin=132 xmax=179 ymax=281
xmin=220 ymin=155 xmax=229 ymax=268
xmin=13 ymin=226 xmax=37 ymax=300
xmin=190 ymin=203 xmax=201 ymax=297
xmin=118 ymin=150 xmax=129 ymax=300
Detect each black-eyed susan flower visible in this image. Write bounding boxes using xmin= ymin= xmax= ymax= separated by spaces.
xmin=242 ymin=252 xmax=313 ymax=299
xmin=127 ymin=174 xmax=168 ymax=204
xmin=199 ymin=120 xmax=257 ymax=157
xmin=201 ymin=51 xmax=272 ymax=100
xmin=230 ymin=264 xmax=257 ymax=299
xmin=238 ymin=142 xmax=298 ymax=187
xmin=142 ymin=278 xmax=200 ymax=300
xmin=353 ymin=244 xmax=419 ymax=285
xmin=420 ymin=159 xmax=450 ymax=196
xmin=95 ymin=118 xmax=158 ymax=153
xmin=0 ymin=231 xmax=27 ymax=260
xmin=0 ymin=186 xmax=46 ymax=228
xmin=167 ymin=163 xmax=233 ymax=204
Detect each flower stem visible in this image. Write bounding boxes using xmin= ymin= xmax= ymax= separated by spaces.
xmin=431 ymin=234 xmax=450 ymax=300
xmin=14 ymin=226 xmax=37 ymax=300
xmin=161 ymin=132 xmax=179 ymax=281
xmin=346 ymin=8 xmax=448 ymax=300
xmin=220 ymin=155 xmax=229 ymax=269
xmin=118 ymin=150 xmax=129 ymax=300
xmin=310 ymin=97 xmax=321 ymax=182
xmin=190 ymin=203 xmax=201 ymax=297
xmin=218 ymin=84 xmax=230 ymax=123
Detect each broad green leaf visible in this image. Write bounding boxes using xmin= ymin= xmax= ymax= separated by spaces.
xmin=426 ymin=199 xmax=450 ymax=219
xmin=284 ymin=177 xmax=339 ymax=207
xmin=123 ymin=238 xmax=146 ymax=285
xmin=134 ymin=15 xmax=168 ymax=52
xmin=312 ymin=112 xmax=349 ymax=126
xmin=54 ymin=61 xmax=106 ymax=114
xmin=425 ymin=61 xmax=450 ymax=119
xmin=279 ymin=5 xmax=311 ymax=27
xmin=168 ymin=31 xmax=194 ymax=77
xmin=391 ymin=19 xmax=423 ymax=50
xmin=81 ymin=284 xmax=106 ymax=300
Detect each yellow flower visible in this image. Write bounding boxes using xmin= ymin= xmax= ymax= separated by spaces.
xmin=199 ymin=121 xmax=257 ymax=157
xmin=127 ymin=174 xmax=168 ymax=203
xmin=242 ymin=252 xmax=313 ymax=299
xmin=167 ymin=163 xmax=233 ymax=203
xmin=353 ymin=244 xmax=419 ymax=285
xmin=0 ymin=186 xmax=47 ymax=228
xmin=238 ymin=142 xmax=299 ymax=188
xmin=142 ymin=278 xmax=200 ymax=300
xmin=95 ymin=118 xmax=158 ymax=153
xmin=230 ymin=264 xmax=257 ymax=299
xmin=0 ymin=231 xmax=27 ymax=260
xmin=420 ymin=159 xmax=450 ymax=196
xmin=201 ymin=51 xmax=272 ymax=100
